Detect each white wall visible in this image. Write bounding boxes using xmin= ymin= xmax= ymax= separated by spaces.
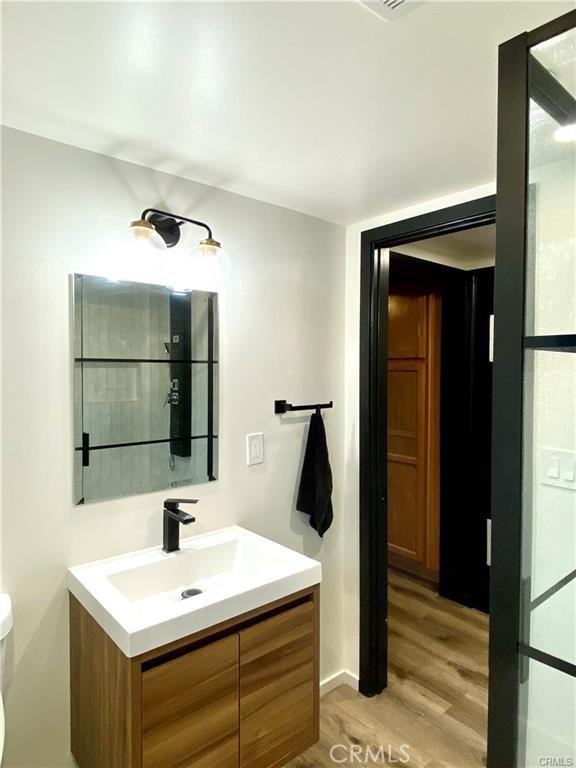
xmin=341 ymin=181 xmax=496 ymax=677
xmin=0 ymin=127 xmax=346 ymax=768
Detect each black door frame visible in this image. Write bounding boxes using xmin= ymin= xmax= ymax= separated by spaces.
xmin=359 ymin=194 xmax=496 ymax=697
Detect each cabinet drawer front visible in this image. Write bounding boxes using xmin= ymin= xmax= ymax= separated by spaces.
xmin=142 ymin=635 xmax=239 ymax=768
xmin=240 ymin=600 xmax=316 ymax=768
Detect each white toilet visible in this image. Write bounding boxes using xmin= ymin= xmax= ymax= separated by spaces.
xmin=0 ymin=594 xmax=13 ymax=766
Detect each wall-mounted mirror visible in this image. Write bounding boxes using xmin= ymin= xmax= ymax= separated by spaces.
xmin=73 ymin=275 xmax=219 ymax=504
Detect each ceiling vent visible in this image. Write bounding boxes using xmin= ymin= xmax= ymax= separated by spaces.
xmin=358 ymin=0 xmax=423 ymax=22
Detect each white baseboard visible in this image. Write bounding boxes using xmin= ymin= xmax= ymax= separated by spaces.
xmin=320 ymin=670 xmax=359 ymax=698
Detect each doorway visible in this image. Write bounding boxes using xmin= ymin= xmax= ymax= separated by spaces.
xmin=359 ymin=195 xmax=496 ymax=697
xmin=387 ymin=232 xmax=495 ymax=612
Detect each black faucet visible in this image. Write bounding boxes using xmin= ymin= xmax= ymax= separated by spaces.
xmin=162 ymin=498 xmax=198 ymax=553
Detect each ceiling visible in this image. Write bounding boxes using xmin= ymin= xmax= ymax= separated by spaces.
xmin=2 ymin=2 xmax=572 ymax=225
xmin=396 ymin=223 xmax=496 ymax=269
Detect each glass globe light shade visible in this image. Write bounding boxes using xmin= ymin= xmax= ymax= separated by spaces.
xmin=102 ymin=219 xmax=169 ymax=284
xmin=128 ymin=219 xmax=168 ymax=251
xmin=187 ymin=238 xmax=231 ymax=291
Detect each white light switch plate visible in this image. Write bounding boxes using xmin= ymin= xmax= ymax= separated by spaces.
xmin=540 ymin=448 xmax=576 ymax=491
xmin=246 ymin=433 xmax=264 ymax=466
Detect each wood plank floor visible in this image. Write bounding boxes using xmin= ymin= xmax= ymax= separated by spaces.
xmin=287 ymin=570 xmax=489 ymax=768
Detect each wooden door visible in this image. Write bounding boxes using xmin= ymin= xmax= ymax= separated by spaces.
xmin=142 ymin=635 xmax=239 ymax=768
xmin=239 ymin=601 xmax=318 ymax=768
xmin=387 ymin=289 xmax=440 ymax=581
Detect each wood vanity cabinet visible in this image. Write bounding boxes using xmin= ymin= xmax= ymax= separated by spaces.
xmin=141 ymin=635 xmax=239 ymax=768
xmin=69 ymin=585 xmax=319 ymax=768
xmin=239 ymin=601 xmax=316 ymax=768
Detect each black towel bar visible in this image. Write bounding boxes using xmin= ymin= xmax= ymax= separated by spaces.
xmin=274 ymin=399 xmax=333 ymax=414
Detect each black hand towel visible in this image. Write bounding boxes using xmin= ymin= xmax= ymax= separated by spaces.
xmin=296 ymin=411 xmax=333 ymax=537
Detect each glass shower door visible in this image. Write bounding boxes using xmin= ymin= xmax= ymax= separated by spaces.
xmin=518 ymin=23 xmax=576 ymax=768
xmin=490 ymin=10 xmax=576 ymax=768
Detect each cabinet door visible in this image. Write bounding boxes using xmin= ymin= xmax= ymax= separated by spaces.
xmin=142 ymin=634 xmax=239 ymax=768
xmin=387 ymin=289 xmax=441 ymax=581
xmin=240 ymin=600 xmax=317 ymax=768
xmin=387 ymin=358 xmax=427 ymax=566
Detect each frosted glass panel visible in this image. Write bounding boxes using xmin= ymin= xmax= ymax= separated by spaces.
xmin=525 ymin=28 xmax=576 ymax=336
xmin=522 ymin=351 xmax=576 ymax=666
xmin=518 ymin=658 xmax=576 ymax=768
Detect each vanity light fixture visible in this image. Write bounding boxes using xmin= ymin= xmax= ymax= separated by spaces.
xmin=128 ymin=208 xmax=231 ymax=288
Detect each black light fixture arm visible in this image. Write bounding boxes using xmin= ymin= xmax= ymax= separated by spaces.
xmin=140 ymin=207 xmax=213 ymax=248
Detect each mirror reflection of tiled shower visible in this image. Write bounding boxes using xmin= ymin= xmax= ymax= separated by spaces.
xmin=73 ymin=276 xmax=218 ymax=504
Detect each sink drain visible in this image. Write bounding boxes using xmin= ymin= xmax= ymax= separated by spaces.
xmin=181 ymin=588 xmax=202 ymax=600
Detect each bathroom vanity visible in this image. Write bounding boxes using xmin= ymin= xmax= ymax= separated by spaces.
xmin=68 ymin=527 xmax=321 ymax=768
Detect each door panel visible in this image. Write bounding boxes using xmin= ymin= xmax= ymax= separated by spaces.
xmin=388 ymin=293 xmax=427 ymax=358
xmin=387 ymin=361 xmax=426 ymax=563
xmin=388 ymin=461 xmax=420 ymax=559
xmin=387 ymin=291 xmax=440 ymax=580
xmin=388 ymin=367 xmax=419 ymax=440
xmin=142 ymin=635 xmax=239 ymax=768
xmin=239 ymin=601 xmax=316 ymax=768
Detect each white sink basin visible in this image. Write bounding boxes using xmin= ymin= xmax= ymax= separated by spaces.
xmin=67 ymin=526 xmax=321 ymax=657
